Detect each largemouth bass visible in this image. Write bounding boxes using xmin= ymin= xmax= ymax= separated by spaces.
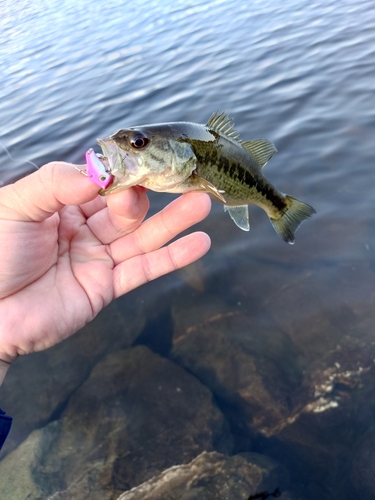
xmin=97 ymin=111 xmax=315 ymax=243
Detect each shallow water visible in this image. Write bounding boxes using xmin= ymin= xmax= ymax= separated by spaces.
xmin=1 ymin=0 xmax=375 ymax=498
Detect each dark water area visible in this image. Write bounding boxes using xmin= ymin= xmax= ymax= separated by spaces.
xmin=1 ymin=0 xmax=375 ymax=498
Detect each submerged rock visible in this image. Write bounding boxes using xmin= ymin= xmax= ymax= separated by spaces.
xmin=171 ymin=294 xmax=305 ymax=439
xmin=0 ymin=346 xmax=232 ymax=500
xmin=116 ymin=450 xmax=290 ymax=500
xmin=0 ymin=299 xmax=145 ymax=459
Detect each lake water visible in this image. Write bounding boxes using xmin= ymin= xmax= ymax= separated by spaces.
xmin=1 ymin=0 xmax=375 ymax=498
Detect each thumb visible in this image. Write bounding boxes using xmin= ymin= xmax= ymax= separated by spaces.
xmin=0 ymin=162 xmax=101 ymax=221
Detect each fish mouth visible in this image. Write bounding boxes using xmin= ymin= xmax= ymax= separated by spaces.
xmin=97 ymin=138 xmax=126 ymax=176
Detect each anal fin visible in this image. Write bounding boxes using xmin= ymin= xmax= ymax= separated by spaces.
xmin=224 ymin=205 xmax=250 ymax=231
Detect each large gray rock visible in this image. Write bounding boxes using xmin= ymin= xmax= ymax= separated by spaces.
xmin=0 ymin=426 xmax=46 ymax=500
xmin=0 ymin=346 xmax=232 ymax=500
xmin=116 ymin=451 xmax=290 ymax=500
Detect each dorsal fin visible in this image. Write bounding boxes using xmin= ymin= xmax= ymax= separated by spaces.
xmin=206 ymin=111 xmax=241 ymax=142
xmin=242 ymin=139 xmax=277 ymax=169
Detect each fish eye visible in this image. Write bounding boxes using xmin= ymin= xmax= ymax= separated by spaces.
xmin=130 ymin=134 xmax=149 ymax=149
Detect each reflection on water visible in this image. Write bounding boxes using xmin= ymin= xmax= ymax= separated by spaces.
xmin=1 ymin=0 xmax=375 ymax=498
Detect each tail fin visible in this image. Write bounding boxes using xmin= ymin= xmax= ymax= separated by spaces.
xmin=270 ymin=195 xmax=316 ymax=244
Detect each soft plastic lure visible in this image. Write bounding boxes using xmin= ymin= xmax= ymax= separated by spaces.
xmin=85 ymin=148 xmax=114 ymax=190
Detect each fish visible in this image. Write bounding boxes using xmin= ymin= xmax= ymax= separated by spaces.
xmin=96 ymin=111 xmax=316 ymax=244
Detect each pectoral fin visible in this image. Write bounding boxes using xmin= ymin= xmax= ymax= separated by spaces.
xmin=193 ymin=173 xmax=227 ymax=203
xmin=224 ymin=205 xmax=250 ymax=231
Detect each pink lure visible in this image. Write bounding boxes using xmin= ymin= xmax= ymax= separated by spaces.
xmin=85 ymin=148 xmax=113 ymax=190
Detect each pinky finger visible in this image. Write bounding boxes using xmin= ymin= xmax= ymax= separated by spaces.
xmin=112 ymin=231 xmax=211 ymax=298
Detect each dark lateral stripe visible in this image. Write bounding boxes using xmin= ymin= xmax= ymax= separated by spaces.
xmin=255 ymin=179 xmax=286 ymax=210
xmin=222 ymin=161 xmax=286 ymax=210
xmin=194 ymin=147 xmax=286 ymax=210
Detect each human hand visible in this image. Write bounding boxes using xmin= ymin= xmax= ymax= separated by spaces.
xmin=0 ymin=162 xmax=211 ymax=384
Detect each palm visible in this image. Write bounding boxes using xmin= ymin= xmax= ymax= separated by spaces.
xmin=0 ymin=207 xmax=113 ymax=353
xmin=0 ymin=162 xmax=211 ymax=363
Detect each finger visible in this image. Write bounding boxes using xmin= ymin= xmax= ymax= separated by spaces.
xmin=113 ymin=231 xmax=211 ymax=297
xmin=79 ymin=195 xmax=107 ymax=218
xmin=85 ymin=187 xmax=150 ymax=244
xmin=0 ymin=162 xmax=100 ymax=222
xmin=110 ymin=192 xmax=211 ymax=264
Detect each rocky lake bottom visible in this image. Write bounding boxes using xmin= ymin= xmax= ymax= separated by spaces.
xmin=1 ymin=218 xmax=374 ymax=500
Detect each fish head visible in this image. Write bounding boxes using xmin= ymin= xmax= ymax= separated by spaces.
xmin=97 ymin=127 xmax=152 ymax=192
xmin=97 ymin=125 xmax=196 ymax=195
